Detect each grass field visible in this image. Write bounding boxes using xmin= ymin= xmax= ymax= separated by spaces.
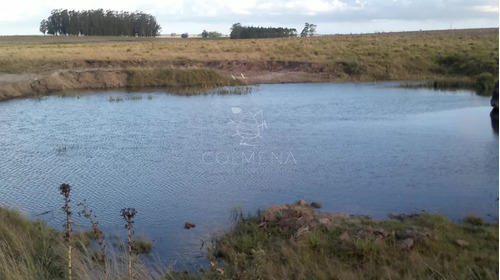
xmin=0 ymin=28 xmax=497 ymax=99
xmin=0 ymin=29 xmax=497 ymax=76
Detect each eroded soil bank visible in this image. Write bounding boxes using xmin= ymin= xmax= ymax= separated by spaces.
xmin=0 ymin=61 xmax=336 ymax=101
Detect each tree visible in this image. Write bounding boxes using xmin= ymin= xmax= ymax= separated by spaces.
xmin=39 ymin=9 xmax=162 ymax=37
xmin=301 ymin=23 xmax=317 ymax=37
xmin=201 ymin=30 xmax=208 ymax=38
xmin=208 ymin=31 xmax=222 ymax=38
xmin=230 ymin=23 xmax=243 ymax=39
xmin=39 ymin=19 xmax=48 ymax=35
xmin=230 ymin=23 xmax=297 ymax=39
xmin=301 ymin=22 xmax=309 ymax=37
xmin=308 ymin=24 xmax=317 ymax=37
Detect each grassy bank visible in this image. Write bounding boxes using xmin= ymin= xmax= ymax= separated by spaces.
xmin=1 ymin=202 xmax=497 ymax=280
xmin=0 ymin=207 xmax=158 ymax=280
xmin=127 ymin=68 xmax=239 ymax=89
xmin=0 ymin=28 xmax=497 ymax=96
xmin=202 ymin=204 xmax=498 ymax=280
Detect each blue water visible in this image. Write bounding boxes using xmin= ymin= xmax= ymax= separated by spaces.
xmin=0 ymin=82 xmax=497 ymax=267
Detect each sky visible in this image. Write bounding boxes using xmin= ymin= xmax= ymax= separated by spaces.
xmin=0 ymin=0 xmax=498 ymax=35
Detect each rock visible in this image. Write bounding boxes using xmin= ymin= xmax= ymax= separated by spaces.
xmin=491 ymin=108 xmax=499 ymax=134
xmin=309 ymin=219 xmax=321 ymax=230
xmin=298 ymin=199 xmax=307 ymax=206
xmin=455 ymin=239 xmax=469 ymax=247
xmin=318 ymin=218 xmax=331 ymax=225
xmin=260 ymin=204 xmax=314 ymax=224
xmin=310 ymin=202 xmax=322 ymax=209
xmin=317 ymin=217 xmax=335 ymax=230
xmin=318 ymin=212 xmax=350 ymax=222
xmin=277 ymin=217 xmax=301 ymax=229
xmin=184 ymin=222 xmax=196 ymax=229
xmin=355 ymin=226 xmax=373 ymax=239
xmin=374 ymin=228 xmax=391 ymax=238
xmin=388 ymin=213 xmax=419 ymax=222
xmin=260 ymin=205 xmax=287 ymax=222
xmin=396 ymin=238 xmax=414 ymax=251
xmin=491 ymin=81 xmax=499 ymax=109
xmin=404 ymin=229 xmax=432 ymax=241
xmin=340 ymin=231 xmax=351 ymax=242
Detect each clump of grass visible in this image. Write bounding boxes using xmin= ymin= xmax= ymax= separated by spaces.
xmin=207 ymin=207 xmax=498 ymax=279
xmin=400 ymin=77 xmax=475 ymax=90
xmin=108 ymin=96 xmax=124 ymax=102
xmin=127 ymin=94 xmax=143 ymax=100
xmin=132 ymin=239 xmax=153 ymax=255
xmin=463 ymin=215 xmax=485 ymax=226
xmin=0 ymin=208 xmax=66 ymax=280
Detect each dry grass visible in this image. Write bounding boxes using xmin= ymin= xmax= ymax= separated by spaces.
xmin=0 ymin=29 xmax=497 ymax=83
xmin=0 ymin=208 xmax=164 ymax=280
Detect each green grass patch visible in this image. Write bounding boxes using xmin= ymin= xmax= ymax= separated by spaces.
xmin=132 ymin=239 xmax=153 ymax=255
xmin=206 ymin=212 xmax=498 ymax=279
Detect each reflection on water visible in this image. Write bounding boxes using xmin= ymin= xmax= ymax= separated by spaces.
xmin=0 ymin=82 xmax=497 ymax=266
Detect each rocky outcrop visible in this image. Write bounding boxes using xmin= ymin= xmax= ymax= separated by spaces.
xmin=184 ymin=222 xmax=196 ymax=229
xmin=491 ymin=82 xmax=499 ymax=109
xmin=259 ymin=200 xmax=349 ymax=231
xmin=491 ymin=82 xmax=499 ymax=134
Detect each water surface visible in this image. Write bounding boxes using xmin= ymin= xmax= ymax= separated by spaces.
xmin=0 ymin=82 xmax=497 ymax=266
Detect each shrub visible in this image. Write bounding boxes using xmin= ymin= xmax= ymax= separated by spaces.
xmin=474 ymin=72 xmax=496 ymax=95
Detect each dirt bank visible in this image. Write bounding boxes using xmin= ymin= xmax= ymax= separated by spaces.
xmin=0 ymin=60 xmax=339 ymax=101
xmin=0 ymin=69 xmax=129 ymax=101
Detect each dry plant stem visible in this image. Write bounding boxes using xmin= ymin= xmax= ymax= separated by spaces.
xmin=60 ymin=184 xmax=72 ymax=280
xmin=78 ymin=201 xmax=107 ymax=279
xmin=128 ymin=223 xmax=132 ymax=277
xmin=121 ymin=208 xmax=137 ymax=277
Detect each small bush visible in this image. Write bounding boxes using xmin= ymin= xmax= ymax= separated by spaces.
xmin=132 ymin=240 xmax=153 ymax=254
xmin=337 ymin=61 xmax=365 ymax=76
xmin=463 ymin=215 xmax=485 ymax=226
xmin=474 ymin=72 xmax=496 ymax=95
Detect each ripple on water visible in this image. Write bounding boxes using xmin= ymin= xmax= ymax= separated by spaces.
xmin=0 ymin=84 xmax=497 ymax=266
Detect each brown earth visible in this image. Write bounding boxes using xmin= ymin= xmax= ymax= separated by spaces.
xmin=0 ymin=60 xmax=334 ymax=102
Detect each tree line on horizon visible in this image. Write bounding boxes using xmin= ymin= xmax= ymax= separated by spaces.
xmin=39 ymin=9 xmax=161 ymax=37
xmin=230 ymin=23 xmax=298 ymax=39
xmin=229 ymin=23 xmax=316 ymax=39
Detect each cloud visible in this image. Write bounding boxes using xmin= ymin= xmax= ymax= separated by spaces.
xmin=473 ymin=5 xmax=499 ymax=12
xmin=0 ymin=0 xmax=497 ymax=35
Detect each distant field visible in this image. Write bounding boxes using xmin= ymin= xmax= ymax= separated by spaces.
xmin=0 ymin=28 xmax=497 ymax=100
xmin=0 ymin=28 xmax=496 ymax=77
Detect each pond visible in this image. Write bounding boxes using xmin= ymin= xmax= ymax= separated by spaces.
xmin=0 ymin=82 xmax=497 ymax=267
